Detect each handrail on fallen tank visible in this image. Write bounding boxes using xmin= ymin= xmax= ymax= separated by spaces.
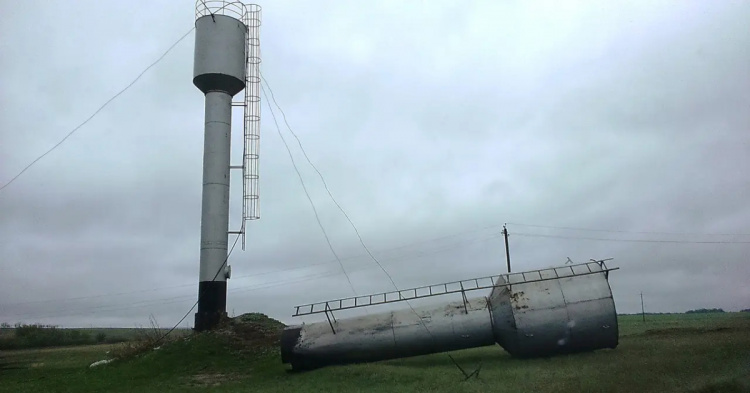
xmin=292 ymin=260 xmax=617 ymax=317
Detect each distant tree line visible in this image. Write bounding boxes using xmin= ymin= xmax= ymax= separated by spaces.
xmin=685 ymin=308 xmax=725 ymax=314
xmin=0 ymin=323 xmax=126 ymax=350
xmin=619 ymin=312 xmax=691 ymax=316
xmin=618 ymin=309 xmax=740 ymax=316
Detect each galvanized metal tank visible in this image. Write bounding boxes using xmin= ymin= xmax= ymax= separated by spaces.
xmin=282 ymin=298 xmax=495 ymax=370
xmin=489 ymin=262 xmax=619 ymax=357
xmin=281 ymin=261 xmax=619 ymax=370
xmin=193 ymin=12 xmax=248 ymax=96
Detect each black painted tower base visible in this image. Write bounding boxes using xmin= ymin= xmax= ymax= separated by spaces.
xmin=194 ymin=281 xmax=228 ymax=332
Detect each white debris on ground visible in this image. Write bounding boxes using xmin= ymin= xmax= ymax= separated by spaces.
xmin=89 ymin=359 xmax=113 ymax=368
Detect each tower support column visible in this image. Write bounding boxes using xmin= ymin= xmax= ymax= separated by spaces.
xmin=195 ymin=91 xmax=233 ymax=331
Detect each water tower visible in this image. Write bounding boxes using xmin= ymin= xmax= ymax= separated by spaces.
xmin=192 ymin=1 xmax=261 ymax=332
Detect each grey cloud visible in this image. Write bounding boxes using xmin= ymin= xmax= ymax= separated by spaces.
xmin=1 ymin=0 xmax=749 ymax=328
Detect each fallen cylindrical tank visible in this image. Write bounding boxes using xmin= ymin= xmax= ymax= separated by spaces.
xmin=281 ymin=261 xmax=618 ymax=370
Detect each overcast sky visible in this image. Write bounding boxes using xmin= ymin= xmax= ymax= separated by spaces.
xmin=1 ymin=0 xmax=748 ymax=329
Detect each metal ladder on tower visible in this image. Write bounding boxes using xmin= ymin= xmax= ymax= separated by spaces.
xmin=231 ymin=5 xmax=262 ymax=250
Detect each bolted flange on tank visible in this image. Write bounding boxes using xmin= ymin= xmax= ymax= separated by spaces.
xmin=281 ymin=261 xmax=619 ymax=370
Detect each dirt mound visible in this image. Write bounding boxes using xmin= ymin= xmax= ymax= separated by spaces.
xmin=215 ymin=313 xmax=286 ymax=352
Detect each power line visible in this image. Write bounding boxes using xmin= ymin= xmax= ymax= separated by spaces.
xmin=513 ymin=232 xmax=750 ymax=244
xmin=16 ymin=268 xmax=363 ymax=322
xmin=260 ymin=83 xmax=359 ymax=299
xmin=6 ymin=235 xmax=241 ymax=326
xmin=0 ymin=229 xmax=501 ymax=309
xmin=2 ymin=234 xmax=503 ymax=320
xmin=322 ymin=222 xmax=505 ymax=258
xmin=6 ymin=235 xmax=242 ymax=330
xmin=6 ymin=269 xmax=344 ymax=321
xmin=156 ymin=233 xmax=241 ymax=343
xmin=261 ymin=73 xmax=420 ymax=293
xmin=5 ymin=271 xmax=330 ymax=320
xmin=0 ymin=27 xmax=195 ymax=193
xmin=0 ymin=282 xmax=197 ymax=308
xmin=27 ymin=235 xmax=498 ymax=317
xmin=507 ymin=222 xmax=750 ymax=237
xmin=261 ymin=73 xmax=477 ymax=379
xmin=6 ymin=294 xmax=198 ymax=321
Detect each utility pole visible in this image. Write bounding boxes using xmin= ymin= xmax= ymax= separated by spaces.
xmin=502 ymin=224 xmax=511 ymax=273
xmin=640 ymin=292 xmax=646 ymax=323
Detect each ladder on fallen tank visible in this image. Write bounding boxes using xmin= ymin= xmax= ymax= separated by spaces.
xmin=291 ymin=260 xmax=617 ymax=317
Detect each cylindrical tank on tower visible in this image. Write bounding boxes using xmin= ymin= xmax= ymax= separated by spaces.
xmin=193 ymin=2 xmax=248 ymax=95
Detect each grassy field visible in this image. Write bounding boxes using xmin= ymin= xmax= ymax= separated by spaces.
xmin=1 ymin=313 xmax=748 ymax=393
xmin=0 ymin=327 xmax=192 ymax=340
xmin=0 ymin=326 xmax=192 ymax=350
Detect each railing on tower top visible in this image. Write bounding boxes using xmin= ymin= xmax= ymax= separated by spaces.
xmin=195 ymin=0 xmax=247 ymax=22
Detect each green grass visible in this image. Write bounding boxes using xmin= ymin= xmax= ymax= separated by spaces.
xmin=64 ymin=327 xmax=191 ymax=340
xmin=617 ymin=312 xmax=750 ymax=336
xmin=1 ymin=313 xmax=748 ymax=393
xmin=0 ymin=326 xmax=191 ymax=350
xmin=1 ymin=327 xmax=191 ymax=340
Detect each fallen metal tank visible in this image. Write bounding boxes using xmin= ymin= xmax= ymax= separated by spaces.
xmin=489 ymin=262 xmax=619 ymax=357
xmin=281 ymin=260 xmax=618 ymax=370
